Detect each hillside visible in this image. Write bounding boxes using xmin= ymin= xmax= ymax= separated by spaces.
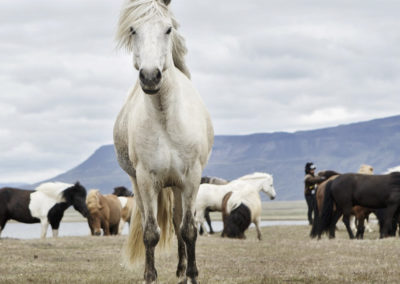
xmin=37 ymin=115 xmax=400 ymax=200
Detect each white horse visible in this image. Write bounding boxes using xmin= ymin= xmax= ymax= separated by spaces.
xmin=221 ymin=172 xmax=276 ymax=240
xmin=117 ymin=196 xmax=135 ymax=234
xmin=198 ymin=176 xmax=229 ymax=235
xmin=114 ymin=1 xmax=213 ymax=283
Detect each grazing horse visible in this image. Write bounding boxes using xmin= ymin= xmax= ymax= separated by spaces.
xmin=114 ymin=0 xmax=213 ymax=283
xmin=113 ymin=186 xmax=134 ymax=197
xmin=118 ymin=196 xmax=135 ymax=234
xmin=198 ymin=176 xmax=229 ymax=235
xmin=319 ymin=172 xmax=400 ymax=239
xmin=220 ymin=173 xmax=276 ymax=240
xmin=86 ymin=189 xmax=122 ymax=236
xmin=195 ymin=173 xmax=270 ymax=236
xmin=0 ymin=182 xmax=88 ymax=239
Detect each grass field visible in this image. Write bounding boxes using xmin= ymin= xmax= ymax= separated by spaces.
xmin=1 ymin=222 xmax=400 ymax=283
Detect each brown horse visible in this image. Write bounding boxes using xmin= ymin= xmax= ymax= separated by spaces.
xmin=117 ymin=196 xmax=135 ymax=234
xmin=86 ymin=189 xmax=122 ymax=236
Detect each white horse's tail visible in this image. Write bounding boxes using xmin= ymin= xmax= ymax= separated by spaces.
xmin=124 ymin=187 xmax=174 ymax=267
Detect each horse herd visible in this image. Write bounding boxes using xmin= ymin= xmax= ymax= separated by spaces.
xmin=311 ymin=165 xmax=400 ymax=240
xmin=0 ymin=172 xmax=275 ymax=241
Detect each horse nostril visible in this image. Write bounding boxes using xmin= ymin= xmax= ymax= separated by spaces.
xmin=155 ymin=69 xmax=162 ymax=81
xmin=139 ymin=69 xmax=145 ymax=81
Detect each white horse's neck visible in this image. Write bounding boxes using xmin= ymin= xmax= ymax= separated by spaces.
xmin=143 ymin=66 xmax=180 ymax=120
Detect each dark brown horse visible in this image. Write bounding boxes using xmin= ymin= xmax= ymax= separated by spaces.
xmin=86 ymin=189 xmax=122 ymax=236
xmin=112 ymin=186 xmax=134 ymax=197
xmin=319 ymin=172 xmax=400 ymax=239
xmin=311 ymin=168 xmax=376 ymax=239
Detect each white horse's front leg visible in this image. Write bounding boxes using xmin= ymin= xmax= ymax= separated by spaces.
xmin=40 ymin=219 xmax=49 ymax=239
xmin=52 ymin=229 xmax=59 ymax=238
xmin=137 ymin=173 xmax=161 ymax=284
xmin=180 ymin=168 xmax=202 ymax=284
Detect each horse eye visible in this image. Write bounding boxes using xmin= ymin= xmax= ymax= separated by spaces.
xmin=130 ymin=27 xmax=136 ymax=35
xmin=166 ymin=27 xmax=172 ymax=35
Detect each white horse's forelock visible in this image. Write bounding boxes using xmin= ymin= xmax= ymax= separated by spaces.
xmin=116 ymin=0 xmax=190 ymax=78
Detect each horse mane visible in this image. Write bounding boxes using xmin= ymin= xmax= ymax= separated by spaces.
xmin=34 ymin=182 xmax=73 ymax=201
xmin=236 ymin=172 xmax=272 ymax=181
xmin=115 ymin=0 xmax=190 ymax=78
xmin=86 ymin=189 xmax=102 ymax=213
xmin=358 ymin=164 xmax=374 ymax=175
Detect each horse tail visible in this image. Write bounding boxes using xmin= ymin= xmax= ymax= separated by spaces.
xmin=318 ymin=180 xmax=334 ymax=237
xmin=124 ymin=187 xmax=174 ymax=267
xmin=221 ymin=191 xmax=233 ymax=237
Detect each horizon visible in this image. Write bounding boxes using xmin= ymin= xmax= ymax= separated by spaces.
xmin=1 ymin=114 xmax=398 ymax=185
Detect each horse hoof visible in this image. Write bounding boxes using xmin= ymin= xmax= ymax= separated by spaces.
xmin=179 ymin=278 xmax=198 ymax=284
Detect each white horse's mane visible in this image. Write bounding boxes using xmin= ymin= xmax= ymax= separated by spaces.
xmin=34 ymin=182 xmax=73 ymax=200
xmin=116 ymin=0 xmax=190 ymax=78
xmin=237 ymin=172 xmax=272 ymax=181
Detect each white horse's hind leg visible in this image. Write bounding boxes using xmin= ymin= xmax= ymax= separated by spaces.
xmin=40 ymin=219 xmax=49 ymax=239
xmin=52 ymin=229 xmax=59 ymax=238
xmin=200 ymin=222 xmax=208 ymax=236
xmin=254 ymin=217 xmax=262 ymax=241
xmin=118 ymin=218 xmax=126 ymax=235
xmin=350 ymin=215 xmax=356 ymax=233
xmin=365 ymin=219 xmax=373 ymax=233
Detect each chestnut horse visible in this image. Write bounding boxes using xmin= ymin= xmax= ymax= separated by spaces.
xmin=86 ymin=189 xmax=122 ymax=236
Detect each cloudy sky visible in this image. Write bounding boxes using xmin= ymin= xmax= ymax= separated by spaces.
xmin=1 ymin=0 xmax=400 ymax=183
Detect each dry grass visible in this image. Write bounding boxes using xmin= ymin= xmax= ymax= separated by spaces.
xmin=1 ymin=224 xmax=400 ymax=283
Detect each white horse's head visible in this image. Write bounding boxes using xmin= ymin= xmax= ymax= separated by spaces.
xmin=117 ymin=0 xmax=189 ymax=95
xmin=260 ymin=175 xmax=276 ymax=200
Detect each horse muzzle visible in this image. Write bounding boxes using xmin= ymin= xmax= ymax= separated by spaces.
xmin=139 ymin=68 xmax=162 ymax=95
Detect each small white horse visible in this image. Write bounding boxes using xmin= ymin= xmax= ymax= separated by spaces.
xmin=114 ymin=0 xmax=213 ymax=283
xmin=221 ymin=173 xmax=276 ymax=240
xmin=117 ymin=196 xmax=135 ymax=234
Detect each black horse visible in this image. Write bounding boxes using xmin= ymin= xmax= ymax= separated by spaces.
xmin=0 ymin=182 xmax=88 ymax=238
xmin=319 ymin=172 xmax=400 ymax=239
xmin=112 ymin=186 xmax=134 ymax=197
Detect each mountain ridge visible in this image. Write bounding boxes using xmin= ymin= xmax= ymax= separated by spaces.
xmin=26 ymin=115 xmax=400 ymax=200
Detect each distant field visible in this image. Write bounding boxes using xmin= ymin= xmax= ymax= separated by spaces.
xmin=60 ymin=201 xmax=310 ymax=223
xmin=1 ymin=224 xmax=399 ymax=283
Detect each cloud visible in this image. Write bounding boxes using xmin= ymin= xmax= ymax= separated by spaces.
xmin=1 ymin=0 xmax=400 ymax=183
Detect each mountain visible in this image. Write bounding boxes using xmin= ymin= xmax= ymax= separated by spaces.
xmin=38 ymin=115 xmax=400 ymax=200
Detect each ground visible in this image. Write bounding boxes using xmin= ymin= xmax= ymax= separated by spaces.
xmin=1 ymin=223 xmax=400 ymax=284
